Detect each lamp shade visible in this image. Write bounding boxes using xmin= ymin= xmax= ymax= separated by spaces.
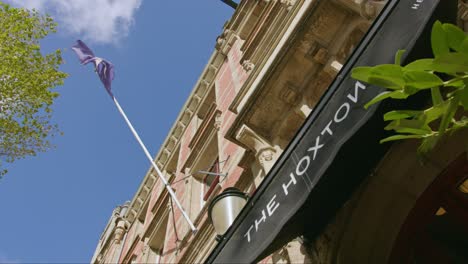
xmin=208 ymin=187 xmax=248 ymax=237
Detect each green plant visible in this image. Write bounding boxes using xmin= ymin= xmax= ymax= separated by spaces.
xmin=352 ymin=21 xmax=468 ymax=154
xmin=0 ymin=3 xmax=67 ymax=178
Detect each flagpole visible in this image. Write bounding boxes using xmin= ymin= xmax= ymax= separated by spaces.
xmin=111 ymin=95 xmax=197 ymax=233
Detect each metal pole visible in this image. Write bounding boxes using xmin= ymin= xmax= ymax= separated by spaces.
xmin=220 ymin=0 xmax=238 ymax=9
xmin=112 ymin=96 xmax=197 ymax=233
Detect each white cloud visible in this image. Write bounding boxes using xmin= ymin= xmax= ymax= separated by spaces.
xmin=5 ymin=0 xmax=142 ymax=44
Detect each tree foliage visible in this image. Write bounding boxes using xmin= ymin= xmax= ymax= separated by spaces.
xmin=352 ymin=21 xmax=468 ymax=154
xmin=0 ymin=3 xmax=67 ymax=177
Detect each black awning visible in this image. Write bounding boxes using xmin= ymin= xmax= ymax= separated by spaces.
xmin=206 ymin=0 xmax=457 ymax=263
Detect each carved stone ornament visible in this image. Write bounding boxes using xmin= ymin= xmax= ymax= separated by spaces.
xmin=360 ymin=0 xmax=388 ymax=19
xmin=214 ymin=112 xmax=222 ymax=131
xmin=280 ymin=0 xmax=297 ymax=10
xmin=216 ymin=29 xmax=233 ymax=53
xmin=242 ymin=60 xmax=255 ymax=72
xmin=258 ymin=148 xmax=275 ymax=167
xmin=114 ymin=226 xmax=125 ymax=243
xmin=216 ymin=36 xmax=226 ymax=50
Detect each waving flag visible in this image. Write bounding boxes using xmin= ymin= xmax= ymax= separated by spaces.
xmin=72 ymin=40 xmax=115 ymax=97
xmin=70 ymin=39 xmax=198 ymax=233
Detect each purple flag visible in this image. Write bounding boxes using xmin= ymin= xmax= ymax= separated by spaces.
xmin=72 ymin=40 xmax=115 ymax=97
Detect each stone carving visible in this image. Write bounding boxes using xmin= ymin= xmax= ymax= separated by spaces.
xmin=360 ymin=0 xmax=387 ymax=19
xmin=235 ymin=125 xmax=278 ymax=176
xmin=216 ymin=28 xmax=237 ymax=56
xmin=258 ymin=148 xmax=275 ymax=167
xmin=280 ymin=0 xmax=297 ymax=10
xmin=236 ymin=125 xmax=271 ymax=155
xmin=214 ymin=112 xmax=222 ymax=131
xmin=114 ymin=225 xmax=125 ymax=244
xmin=215 ymin=36 xmax=226 ymax=50
xmin=215 ymin=29 xmax=231 ymax=50
xmin=242 ymin=60 xmax=255 ymax=72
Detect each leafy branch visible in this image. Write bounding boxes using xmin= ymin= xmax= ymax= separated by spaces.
xmin=352 ymin=21 xmax=468 ymax=154
xmin=0 ymin=3 xmax=67 ymax=178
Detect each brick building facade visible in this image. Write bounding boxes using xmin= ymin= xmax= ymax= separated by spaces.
xmin=92 ymin=1 xmax=468 ymax=263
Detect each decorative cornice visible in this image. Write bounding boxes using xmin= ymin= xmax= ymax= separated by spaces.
xmin=227 ymin=0 xmax=311 ymax=117
xmin=215 ymin=28 xmax=240 ymax=56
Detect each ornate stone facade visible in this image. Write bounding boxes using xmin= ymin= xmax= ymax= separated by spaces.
xmin=91 ymin=1 xmax=467 ymax=263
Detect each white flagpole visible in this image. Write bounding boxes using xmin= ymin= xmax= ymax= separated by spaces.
xmin=111 ymin=96 xmax=197 ymax=233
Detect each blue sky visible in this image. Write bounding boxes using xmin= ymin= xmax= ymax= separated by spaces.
xmin=0 ymin=1 xmax=234 ymax=262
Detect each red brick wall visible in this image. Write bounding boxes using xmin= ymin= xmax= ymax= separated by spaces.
xmin=122 ymin=38 xmax=252 ymax=264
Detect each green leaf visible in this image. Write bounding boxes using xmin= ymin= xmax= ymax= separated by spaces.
xmin=383 ymin=110 xmax=422 ymax=121
xmin=351 ymin=67 xmax=373 ymax=82
xmin=418 ymin=135 xmax=439 ymax=154
xmin=424 ymin=103 xmax=447 ymax=123
xmin=444 ymin=78 xmax=465 ymax=88
xmin=368 ymin=64 xmax=405 ymax=89
xmin=395 ymin=49 xmax=406 ymax=65
xmin=459 ymin=86 xmax=468 ymax=110
xmin=460 ymin=37 xmax=468 ymax=54
xmin=364 ymin=90 xmax=409 ymax=109
xmin=402 ymin=86 xmax=420 ymax=96
xmin=0 ymin=4 xmax=66 ymax=177
xmin=438 ymin=97 xmax=460 ymax=134
xmin=431 ymin=20 xmax=449 ymax=57
xmin=380 ymin=134 xmax=426 ymax=143
xmin=385 ymin=119 xmax=432 ymax=135
xmin=403 ymin=59 xmax=434 ymax=71
xmin=451 ymin=116 xmax=468 ymax=132
xmin=368 ymin=75 xmax=405 ymax=90
xmin=403 ymin=71 xmax=443 ymax=89
xmin=443 ymin=23 xmax=466 ymax=52
xmin=433 ymin=52 xmax=468 ymax=73
xmin=430 ymin=87 xmax=443 ymax=105
xmin=371 ymin=64 xmax=404 ymax=78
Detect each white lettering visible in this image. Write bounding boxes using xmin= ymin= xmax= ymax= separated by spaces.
xmin=334 ymin=103 xmax=350 ymax=123
xmin=321 ymin=120 xmax=333 ymax=136
xmin=347 ymin=81 xmax=366 ymax=103
xmin=255 ymin=210 xmax=267 ymax=231
xmin=308 ymin=136 xmax=324 ymax=160
xmin=296 ymin=156 xmax=310 ymax=176
xmin=282 ymin=173 xmax=297 ymax=195
xmin=244 ymin=225 xmax=254 ymax=243
xmin=267 ymin=195 xmax=279 ymax=217
xmin=412 ymin=0 xmax=423 ymax=9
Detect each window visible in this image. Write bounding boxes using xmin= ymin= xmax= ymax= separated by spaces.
xmin=146 ymin=210 xmax=169 ymax=264
xmin=202 ymin=158 xmax=221 ymax=202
